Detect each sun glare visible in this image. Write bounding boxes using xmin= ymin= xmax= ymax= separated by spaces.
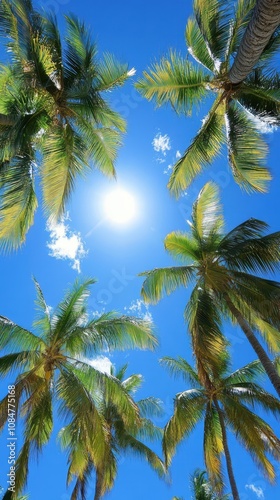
xmin=104 ymin=188 xmax=136 ymax=224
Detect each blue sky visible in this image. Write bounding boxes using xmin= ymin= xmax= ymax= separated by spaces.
xmin=0 ymin=0 xmax=280 ymax=499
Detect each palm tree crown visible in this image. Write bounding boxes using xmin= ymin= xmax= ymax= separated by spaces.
xmin=62 ymin=363 xmax=166 ymax=500
xmin=140 ymin=182 xmax=280 ymax=395
xmin=136 ymin=0 xmax=280 ymax=196
xmin=162 ymin=356 xmax=280 ymax=499
xmin=0 ymin=0 xmax=133 ymax=249
xmin=0 ymin=278 xmax=157 ymax=497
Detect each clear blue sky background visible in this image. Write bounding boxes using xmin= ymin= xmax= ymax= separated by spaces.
xmin=0 ymin=0 xmax=280 ymax=499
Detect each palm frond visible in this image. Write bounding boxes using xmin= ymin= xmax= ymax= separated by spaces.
xmin=135 ymin=51 xmax=210 ymax=114
xmin=78 ymin=121 xmax=121 ymax=177
xmin=140 ymin=266 xmax=195 ymax=304
xmin=193 ymin=0 xmax=230 ymax=62
xmin=168 ymin=98 xmax=225 ymax=196
xmin=225 ymin=398 xmax=280 ymax=481
xmin=118 ymin=432 xmax=166 ymax=478
xmin=185 ymin=285 xmax=228 ymax=377
xmin=64 ymin=14 xmax=97 ymax=87
xmin=191 ymin=181 xmax=224 ymax=239
xmin=226 ymin=0 xmax=255 ymax=59
xmin=219 ymin=226 xmax=280 ymax=274
xmin=185 ymin=17 xmax=215 ymax=71
xmin=163 ymin=389 xmax=205 ymax=466
xmin=0 ymin=351 xmax=39 ymax=376
xmin=203 ymin=403 xmax=224 ymax=491
xmin=137 ymin=397 xmax=164 ymax=419
xmin=41 ymin=123 xmax=89 ymax=219
xmin=164 ymin=232 xmax=200 ymax=263
xmin=32 ymin=277 xmax=52 ymax=338
xmin=160 ymin=356 xmax=200 ymax=386
xmin=67 ymin=361 xmax=140 ymax=428
xmin=51 ymin=277 xmax=95 ymax=345
xmin=121 ymin=374 xmax=143 ymax=393
xmin=87 ymin=314 xmax=158 ymax=352
xmin=0 ymin=154 xmax=38 ymax=250
xmin=0 ymin=315 xmax=44 ymax=351
xmin=226 ymin=101 xmax=271 ymax=193
xmin=239 ymin=70 xmax=280 ymax=126
xmin=222 ymin=359 xmax=264 ymax=385
xmin=253 ymin=317 xmax=280 ymax=353
xmin=95 ymin=52 xmax=131 ymax=92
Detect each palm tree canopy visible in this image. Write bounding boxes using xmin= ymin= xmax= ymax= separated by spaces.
xmin=162 ymin=356 xmax=280 ymax=490
xmin=0 ymin=278 xmax=158 ymax=496
xmin=190 ymin=469 xmax=230 ymax=499
xmin=136 ymin=0 xmax=280 ymax=196
xmin=62 ymin=363 xmax=166 ymax=500
xmin=140 ymin=182 xmax=280 ymax=364
xmin=0 ymin=0 xmax=133 ymax=249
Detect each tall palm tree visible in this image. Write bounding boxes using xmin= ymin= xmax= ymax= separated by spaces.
xmin=61 ymin=363 xmax=166 ymax=500
xmin=140 ymin=182 xmax=280 ymax=396
xmin=0 ymin=278 xmax=157 ymax=497
xmin=136 ymin=0 xmax=280 ymax=196
xmin=162 ymin=356 xmax=280 ymax=500
xmin=0 ymin=0 xmax=133 ymax=249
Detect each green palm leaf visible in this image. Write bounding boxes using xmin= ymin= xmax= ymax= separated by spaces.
xmin=163 ymin=389 xmax=205 ymax=466
xmin=226 ymin=101 xmax=271 ymax=192
xmin=136 ymin=51 xmax=210 ymax=114
xmin=191 ymin=181 xmax=224 ymax=239
xmin=0 ymin=155 xmax=38 ymax=250
xmin=239 ymin=70 xmax=280 ymax=126
xmin=203 ymin=404 xmax=223 ymax=490
xmin=168 ymin=98 xmax=225 ymax=196
xmin=193 ymin=0 xmax=230 ymax=62
xmin=160 ymin=356 xmax=200 ymax=385
xmin=140 ymin=265 xmax=196 ymax=304
xmin=41 ymin=123 xmax=89 ymax=218
xmin=185 ymin=17 xmax=215 ymax=72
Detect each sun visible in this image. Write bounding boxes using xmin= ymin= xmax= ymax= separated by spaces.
xmin=104 ymin=188 xmax=137 ymax=224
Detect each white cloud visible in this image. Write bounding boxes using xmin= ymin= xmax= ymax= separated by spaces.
xmin=124 ymin=299 xmax=153 ymax=322
xmin=250 ymin=114 xmax=277 ymax=134
xmin=245 ymin=484 xmax=264 ymax=499
xmin=163 ymin=164 xmax=173 ymax=175
xmin=152 ymin=133 xmax=171 ymax=155
xmin=86 ymin=355 xmax=112 ymax=374
xmin=46 ymin=215 xmax=87 ymax=273
xmin=175 ymin=150 xmax=181 ymax=159
xmin=92 ymin=308 xmax=106 ymax=318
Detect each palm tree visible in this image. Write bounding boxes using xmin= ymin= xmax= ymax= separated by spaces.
xmin=172 ymin=468 xmax=230 ymax=500
xmin=0 ymin=278 xmax=157 ymax=497
xmin=136 ymin=0 xmax=280 ymax=196
xmin=140 ymin=182 xmax=280 ymax=396
xmin=0 ymin=0 xmax=133 ymax=249
xmin=61 ymin=363 xmax=166 ymax=500
xmin=162 ymin=356 xmax=280 ymax=500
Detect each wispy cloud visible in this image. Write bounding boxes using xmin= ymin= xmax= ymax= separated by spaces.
xmin=124 ymin=299 xmax=153 ymax=322
xmin=46 ymin=215 xmax=87 ymax=273
xmin=152 ymin=133 xmax=171 ymax=155
xmin=245 ymin=484 xmax=264 ymax=499
xmin=163 ymin=164 xmax=173 ymax=175
xmin=86 ymin=355 xmax=112 ymax=374
xmin=175 ymin=150 xmax=181 ymax=159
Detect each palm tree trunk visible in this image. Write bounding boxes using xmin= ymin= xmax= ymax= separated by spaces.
xmin=94 ymin=470 xmax=103 ymax=500
xmin=214 ymin=399 xmax=240 ymax=500
xmin=229 ymin=0 xmax=280 ymax=83
xmin=224 ymin=293 xmax=280 ymax=397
